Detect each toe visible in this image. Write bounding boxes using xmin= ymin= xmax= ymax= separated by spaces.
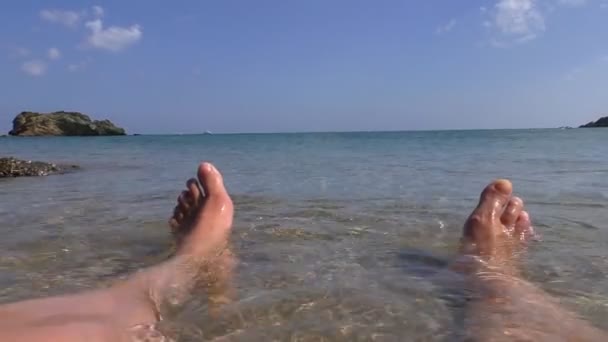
xmin=178 ymin=191 xmax=191 ymax=212
xmin=197 ymin=163 xmax=230 ymax=200
xmin=476 ymin=179 xmax=513 ymax=219
xmin=514 ymin=211 xmax=533 ymax=241
xmin=173 ymin=206 xmax=184 ymax=223
xmin=187 ymin=178 xmax=202 ymax=204
xmin=501 ymin=196 xmax=523 ymax=228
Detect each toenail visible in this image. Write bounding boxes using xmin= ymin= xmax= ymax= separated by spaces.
xmin=493 ymin=179 xmax=512 ymax=194
xmin=518 ymin=211 xmax=530 ymax=222
xmin=511 ymin=197 xmax=523 ymax=206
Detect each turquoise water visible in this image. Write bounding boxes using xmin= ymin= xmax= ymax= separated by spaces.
xmin=1 ymin=129 xmax=608 ymax=340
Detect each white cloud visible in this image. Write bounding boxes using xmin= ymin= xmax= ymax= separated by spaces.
xmin=495 ymin=0 xmax=544 ymax=37
xmin=40 ymin=9 xmax=82 ymax=28
xmin=21 ymin=60 xmax=47 ymax=76
xmin=558 ymin=0 xmax=587 ymax=6
xmin=485 ymin=0 xmax=545 ymax=45
xmin=84 ymin=19 xmax=142 ymax=51
xmin=48 ymin=47 xmax=61 ymax=60
xmin=435 ymin=19 xmax=457 ymax=35
xmin=92 ymin=6 xmax=104 ymax=18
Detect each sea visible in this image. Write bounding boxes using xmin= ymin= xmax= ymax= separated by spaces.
xmin=1 ymin=129 xmax=607 ymax=340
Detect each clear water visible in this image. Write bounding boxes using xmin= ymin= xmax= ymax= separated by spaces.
xmin=1 ymin=129 xmax=608 ymax=340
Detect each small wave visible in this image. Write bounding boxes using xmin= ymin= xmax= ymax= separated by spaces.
xmin=285 ymin=209 xmax=354 ymax=223
xmin=526 ymin=200 xmax=607 ymax=209
xmin=555 ymin=217 xmax=600 ymax=230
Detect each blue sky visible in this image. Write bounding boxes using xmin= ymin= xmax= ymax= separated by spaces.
xmin=1 ymin=0 xmax=607 ymax=134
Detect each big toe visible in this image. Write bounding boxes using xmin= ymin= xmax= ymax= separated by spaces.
xmin=198 ymin=163 xmax=228 ymax=197
xmin=476 ymin=179 xmax=513 ymax=217
xmin=196 ymin=162 xmax=233 ymax=220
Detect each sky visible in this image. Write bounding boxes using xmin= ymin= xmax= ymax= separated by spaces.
xmin=1 ymin=0 xmax=607 ymax=134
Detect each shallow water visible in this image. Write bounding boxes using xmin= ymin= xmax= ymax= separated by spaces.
xmin=1 ymin=129 xmax=608 ymax=340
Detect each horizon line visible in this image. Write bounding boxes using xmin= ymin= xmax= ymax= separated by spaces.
xmin=131 ymin=127 xmax=578 ymax=136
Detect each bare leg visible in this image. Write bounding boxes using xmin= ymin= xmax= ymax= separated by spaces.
xmin=0 ymin=162 xmax=234 ymax=341
xmin=457 ymin=179 xmax=607 ymax=341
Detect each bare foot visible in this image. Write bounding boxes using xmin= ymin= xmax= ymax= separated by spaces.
xmin=167 ymin=162 xmax=236 ymax=311
xmin=455 ymin=181 xmax=608 ymax=341
xmin=168 ymin=162 xmax=234 ymax=258
xmin=0 ymin=163 xmax=237 ymax=342
xmin=458 ymin=179 xmax=534 ymax=274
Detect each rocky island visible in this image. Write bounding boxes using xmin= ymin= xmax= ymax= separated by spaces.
xmin=580 ymin=116 xmax=608 ymax=128
xmin=0 ymin=157 xmax=78 ymax=178
xmin=8 ymin=111 xmax=126 ymax=136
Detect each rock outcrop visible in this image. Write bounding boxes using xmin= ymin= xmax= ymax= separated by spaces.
xmin=0 ymin=157 xmax=79 ymax=178
xmin=8 ymin=111 xmax=126 ymax=136
xmin=580 ymin=116 xmax=608 ymax=128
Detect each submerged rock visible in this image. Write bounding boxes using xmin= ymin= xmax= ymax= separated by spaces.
xmin=580 ymin=116 xmax=608 ymax=128
xmin=0 ymin=157 xmax=79 ymax=178
xmin=8 ymin=111 xmax=126 ymax=136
